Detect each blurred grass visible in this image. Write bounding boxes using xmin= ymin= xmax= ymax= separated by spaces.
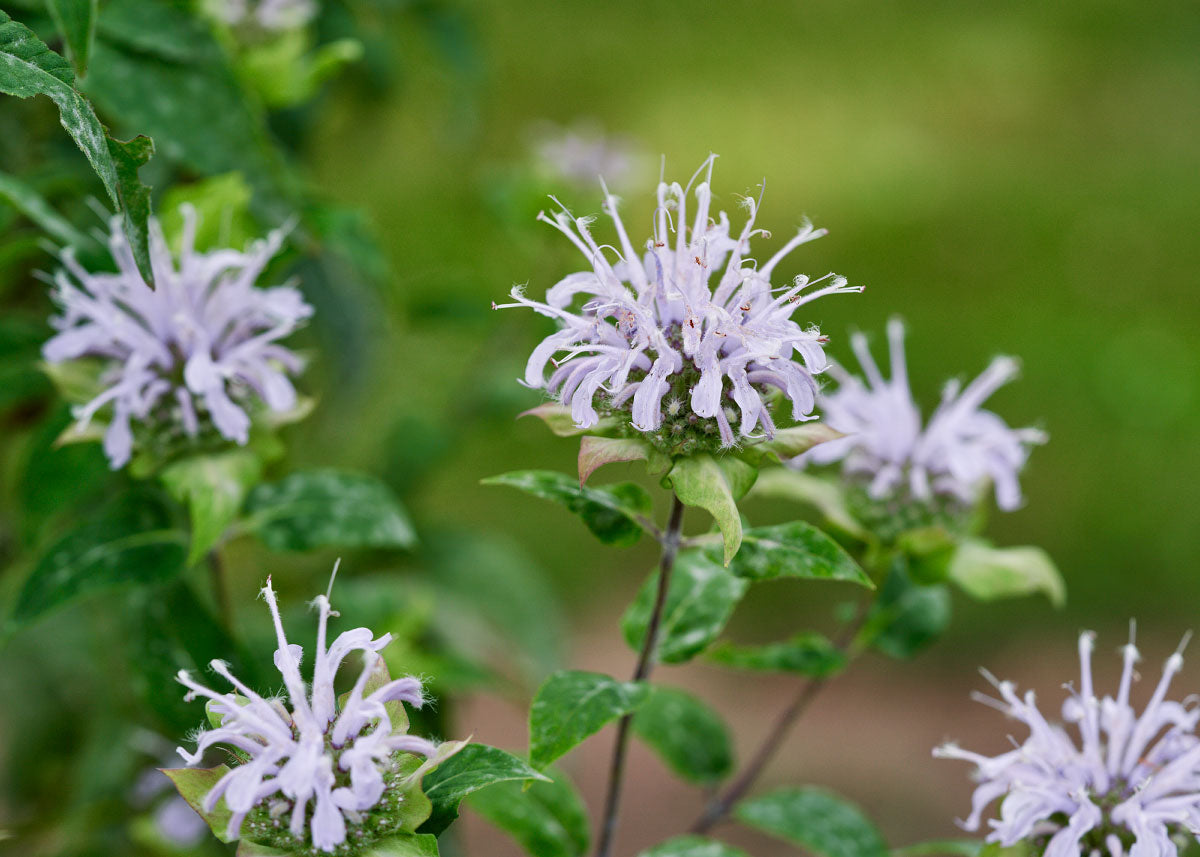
xmin=296 ymin=0 xmax=1200 ymax=652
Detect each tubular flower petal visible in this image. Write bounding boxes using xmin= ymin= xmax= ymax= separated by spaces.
xmin=795 ymin=318 xmax=1044 ymax=511
xmin=175 ymin=579 xmax=441 ymax=853
xmin=43 ymin=208 xmax=311 ymax=469
xmin=497 ymin=155 xmax=861 ymax=455
xmin=935 ymin=629 xmax=1200 ymax=857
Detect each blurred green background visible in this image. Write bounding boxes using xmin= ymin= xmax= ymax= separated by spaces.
xmin=306 ymin=0 xmax=1200 ymax=634
xmin=3 ymin=0 xmax=1199 ymax=854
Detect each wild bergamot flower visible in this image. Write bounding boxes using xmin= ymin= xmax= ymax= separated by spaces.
xmin=43 ymin=207 xmax=311 ymax=469
xmin=936 ymin=629 xmax=1200 ymax=857
xmin=173 ymin=577 xmax=448 ymax=854
xmin=796 ymin=318 xmax=1045 ymax=512
xmin=496 ymin=155 xmax=862 ymax=455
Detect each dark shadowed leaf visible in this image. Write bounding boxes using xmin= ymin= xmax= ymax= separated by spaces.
xmin=466 ymin=769 xmax=590 ymax=857
xmin=244 ymin=469 xmax=416 ymax=552
xmin=419 ymin=743 xmax=550 ymax=836
xmin=622 ymin=551 xmax=749 ymax=664
xmin=0 ymin=168 xmax=94 ymax=248
xmin=735 ymin=787 xmax=888 ymax=857
xmin=8 ymin=491 xmax=187 ymax=633
xmin=632 ymin=686 xmax=733 ymax=784
xmin=862 ymin=562 xmax=952 ymax=659
xmin=529 ymin=670 xmax=649 ymax=769
xmin=482 ymin=470 xmax=652 ymax=546
xmin=46 ymin=0 xmax=97 ymax=75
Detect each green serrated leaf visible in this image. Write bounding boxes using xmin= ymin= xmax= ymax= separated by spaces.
xmin=735 ymin=786 xmax=888 ymax=857
xmin=161 ymin=449 xmax=263 ymax=565
xmin=244 ymin=469 xmax=416 ymax=552
xmin=46 ymin=0 xmax=97 ymax=76
xmin=419 ymin=743 xmax=550 ymax=836
xmin=632 ymin=686 xmax=733 ymax=784
xmin=105 ymin=133 xmax=154 ymax=277
xmin=578 ymin=435 xmax=651 ymax=484
xmin=948 ymin=540 xmax=1065 ymax=607
xmin=621 ymin=552 xmax=749 ymax=665
xmin=862 ymin=562 xmax=951 ymax=659
xmin=528 ymin=670 xmax=649 ymax=770
xmin=161 ymin=765 xmax=234 ymax=843
xmin=638 ymin=836 xmax=752 ymax=857
xmin=482 ymin=470 xmax=652 ymax=546
xmin=0 ymin=10 xmax=153 ymax=277
xmin=7 ymin=492 xmax=187 ymax=634
xmin=707 ymin=632 xmax=847 ymax=678
xmin=712 ymin=522 xmax=873 ymax=588
xmin=518 ymin=403 xmax=618 ymax=437
xmin=667 ymin=455 xmax=755 ymax=565
xmin=466 ymin=769 xmax=590 ymax=857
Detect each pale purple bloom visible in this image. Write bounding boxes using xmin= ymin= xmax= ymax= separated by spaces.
xmin=532 ymin=122 xmax=641 ymax=188
xmin=935 ymin=629 xmax=1200 ymax=857
xmin=176 ymin=578 xmax=440 ymax=853
xmin=796 ymin=318 xmax=1045 ymax=510
xmin=43 ymin=209 xmax=311 ymax=469
xmin=496 ymin=156 xmax=862 ymax=448
xmin=155 ymin=796 xmax=208 ymax=847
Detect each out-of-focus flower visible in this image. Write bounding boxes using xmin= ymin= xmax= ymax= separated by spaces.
xmin=796 ymin=318 xmax=1044 ymax=511
xmin=212 ymin=0 xmax=318 ymax=31
xmin=936 ymin=629 xmax=1200 ymax=857
xmin=495 ymin=155 xmax=861 ymax=454
xmin=43 ymin=208 xmax=311 ymax=469
xmin=531 ymin=121 xmax=642 ymax=189
xmin=175 ymin=577 xmax=443 ymax=853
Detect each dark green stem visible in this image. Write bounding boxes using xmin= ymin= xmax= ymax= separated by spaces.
xmin=594 ymin=496 xmax=686 ymax=857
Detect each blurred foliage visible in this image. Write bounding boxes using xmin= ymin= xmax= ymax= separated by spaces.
xmin=1 ymin=0 xmax=1197 ymax=854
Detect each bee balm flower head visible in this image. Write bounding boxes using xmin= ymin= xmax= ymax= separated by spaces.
xmin=43 ymin=208 xmax=312 ymax=469
xmin=496 ymin=155 xmax=862 ymax=456
xmin=935 ymin=629 xmax=1200 ymax=857
xmin=174 ymin=577 xmax=444 ymax=854
xmin=796 ymin=318 xmax=1045 ymax=512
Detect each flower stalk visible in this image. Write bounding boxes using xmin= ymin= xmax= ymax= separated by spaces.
xmin=595 ymin=495 xmax=685 ymax=857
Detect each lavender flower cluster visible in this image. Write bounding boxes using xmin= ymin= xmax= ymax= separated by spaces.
xmin=43 ymin=209 xmax=311 ymax=469
xmin=177 ymin=579 xmax=442 ymax=853
xmin=496 ymin=156 xmax=862 ymax=455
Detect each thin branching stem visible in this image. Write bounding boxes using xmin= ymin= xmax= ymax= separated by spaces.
xmin=690 ymin=602 xmax=871 ymax=834
xmin=595 ymin=495 xmax=686 ymax=857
